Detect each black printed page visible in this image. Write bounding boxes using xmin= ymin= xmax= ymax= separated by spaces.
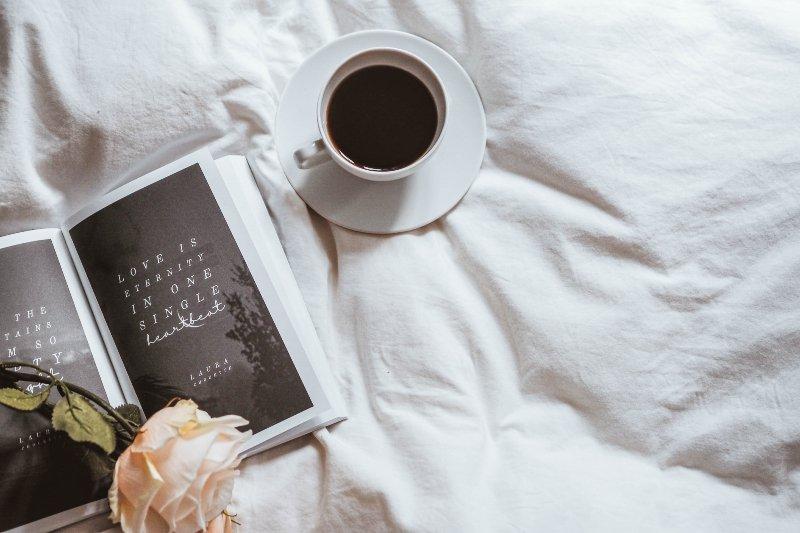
xmin=0 ymin=229 xmax=122 ymax=532
xmin=63 ymin=150 xmax=329 ymax=450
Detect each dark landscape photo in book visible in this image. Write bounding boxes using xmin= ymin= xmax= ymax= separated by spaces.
xmin=0 ymin=239 xmax=109 ymax=531
xmin=69 ymin=164 xmax=313 ymax=433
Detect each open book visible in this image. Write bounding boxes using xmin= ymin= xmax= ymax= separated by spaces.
xmin=0 ymin=150 xmax=345 ymax=532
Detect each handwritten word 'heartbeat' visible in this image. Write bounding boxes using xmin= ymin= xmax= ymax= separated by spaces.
xmin=145 ymin=300 xmax=226 ymax=347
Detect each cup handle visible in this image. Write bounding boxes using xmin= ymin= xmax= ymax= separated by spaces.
xmin=293 ymin=139 xmax=331 ymax=169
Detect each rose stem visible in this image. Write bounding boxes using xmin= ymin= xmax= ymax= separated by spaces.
xmin=0 ymin=362 xmax=138 ymax=438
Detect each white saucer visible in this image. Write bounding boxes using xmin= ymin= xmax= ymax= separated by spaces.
xmin=275 ymin=30 xmax=486 ymax=234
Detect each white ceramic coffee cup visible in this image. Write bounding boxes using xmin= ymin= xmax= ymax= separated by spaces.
xmin=293 ymin=47 xmax=448 ymax=182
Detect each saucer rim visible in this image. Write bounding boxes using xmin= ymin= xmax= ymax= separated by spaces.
xmin=274 ymin=29 xmax=487 ymax=234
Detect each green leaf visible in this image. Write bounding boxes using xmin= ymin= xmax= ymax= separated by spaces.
xmin=0 ymin=386 xmax=50 ymax=411
xmin=52 ymin=393 xmax=116 ymax=454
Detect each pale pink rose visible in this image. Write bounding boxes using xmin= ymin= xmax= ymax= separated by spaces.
xmin=109 ymin=399 xmax=251 ymax=533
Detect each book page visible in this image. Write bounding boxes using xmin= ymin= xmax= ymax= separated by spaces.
xmin=0 ymin=229 xmax=122 ymax=532
xmin=62 ymin=149 xmax=330 ymax=450
xmin=216 ymin=155 xmax=346 ymax=453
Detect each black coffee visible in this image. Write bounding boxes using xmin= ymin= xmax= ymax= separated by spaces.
xmin=327 ymin=65 xmax=438 ymax=171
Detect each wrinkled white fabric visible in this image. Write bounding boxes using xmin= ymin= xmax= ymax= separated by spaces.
xmin=2 ymin=1 xmax=800 ymax=531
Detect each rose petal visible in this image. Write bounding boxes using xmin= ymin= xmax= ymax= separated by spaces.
xmin=119 ymin=452 xmax=165 ymax=532
xmin=202 ymin=469 xmax=237 ymax=522
xmin=151 ymin=428 xmax=220 ymax=528
xmin=132 ymin=400 xmax=199 ymax=452
xmin=110 ymin=401 xmax=248 ymax=533
xmin=206 ymin=512 xmax=235 ymax=533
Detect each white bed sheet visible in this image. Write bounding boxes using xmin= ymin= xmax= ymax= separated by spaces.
xmin=2 ymin=1 xmax=799 ymax=531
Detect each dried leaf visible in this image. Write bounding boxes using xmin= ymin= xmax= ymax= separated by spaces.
xmin=0 ymin=386 xmax=50 ymax=411
xmin=114 ymin=403 xmax=143 ymax=427
xmin=52 ymin=393 xmax=116 ymax=454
